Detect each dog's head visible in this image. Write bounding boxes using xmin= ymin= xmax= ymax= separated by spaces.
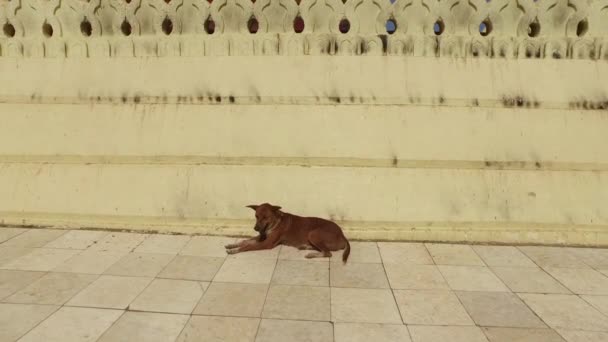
xmin=246 ymin=203 xmax=282 ymax=240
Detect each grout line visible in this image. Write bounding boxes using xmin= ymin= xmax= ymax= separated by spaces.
xmin=0 ymin=270 xmax=48 ymax=301
xmin=123 ymin=275 xmax=165 ymax=313
xmin=0 ymin=227 xmax=32 ymax=244
xmin=189 ymin=313 xmax=335 ymax=324
xmin=565 ymin=247 xmax=608 ymax=290
xmin=377 ymin=241 xmax=415 ymax=341
xmin=224 ymin=240 xmax=278 ymax=341
xmin=428 ymin=244 xmax=480 ymax=328
xmin=515 ymin=246 xmax=581 ymax=293
xmin=170 ymin=235 xmax=194 ymax=255
xmin=145 ymin=253 xmax=181 ymax=280
xmin=423 ymin=243 xmax=438 ymax=267
xmin=578 ymin=295 xmax=608 ymax=320
xmin=508 ymin=248 xmax=571 ymax=329
xmin=55 ymin=273 xmax=103 ymax=309
xmin=93 ymin=310 xmax=128 ymax=342
xmin=554 ymin=329 xmax=573 ymax=341
xmin=12 ymin=303 xmax=63 ymax=341
xmin=173 ymin=315 xmax=193 ymax=342
xmin=468 ymin=245 xmax=489 ymax=267
xmin=254 ymin=277 xmax=274 ymax=341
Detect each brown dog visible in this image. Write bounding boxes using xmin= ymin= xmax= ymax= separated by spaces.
xmin=225 ymin=203 xmax=351 ymax=262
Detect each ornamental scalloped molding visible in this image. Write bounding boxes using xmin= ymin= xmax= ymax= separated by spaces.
xmin=1 ymin=0 xmax=607 ymax=58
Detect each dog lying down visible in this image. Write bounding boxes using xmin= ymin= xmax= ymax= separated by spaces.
xmin=225 ymin=203 xmax=351 ymax=262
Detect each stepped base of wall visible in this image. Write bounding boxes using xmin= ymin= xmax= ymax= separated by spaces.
xmin=2 ymin=212 xmax=607 ymax=247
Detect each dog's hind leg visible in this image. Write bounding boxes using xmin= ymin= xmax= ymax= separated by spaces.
xmin=298 ymin=244 xmax=315 ymax=250
xmin=305 ymin=231 xmax=332 ymax=259
xmin=305 ymin=251 xmax=329 ymax=258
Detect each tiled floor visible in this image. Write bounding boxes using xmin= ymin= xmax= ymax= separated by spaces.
xmin=1 ymin=228 xmax=608 ymax=342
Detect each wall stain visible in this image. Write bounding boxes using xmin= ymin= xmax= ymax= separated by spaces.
xmin=378 ymin=34 xmax=388 ymax=54
xmin=328 ymin=96 xmax=341 ymax=104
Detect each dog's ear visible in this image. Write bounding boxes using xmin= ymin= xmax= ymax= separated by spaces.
xmin=246 ymin=205 xmax=259 ymax=211
xmin=271 ymin=205 xmax=282 ymax=211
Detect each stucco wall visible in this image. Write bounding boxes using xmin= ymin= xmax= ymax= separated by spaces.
xmin=1 ymin=0 xmax=607 ymax=245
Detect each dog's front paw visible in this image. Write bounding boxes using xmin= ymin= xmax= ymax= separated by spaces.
xmin=225 ymin=243 xmax=238 ymax=249
xmin=226 ymin=248 xmax=240 ymax=255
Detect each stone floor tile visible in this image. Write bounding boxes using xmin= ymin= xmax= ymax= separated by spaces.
xmin=599 ymin=269 xmax=608 ymax=277
xmin=438 ymin=265 xmax=509 ymax=292
xmin=0 ymin=247 xmax=34 ymax=267
xmin=130 ymin=278 xmax=206 ymax=314
xmin=408 ymin=326 xmax=489 ymax=342
xmin=278 ymin=246 xmax=328 ymax=262
xmin=331 ymin=287 xmax=402 ymax=324
xmin=66 ymin=275 xmax=152 ymax=309
xmin=1 ymin=248 xmax=80 ymax=271
xmin=271 ymin=260 xmax=329 ymax=286
xmin=134 ymin=234 xmax=191 ymax=254
xmin=0 ymin=228 xmax=28 ymax=243
xmin=4 ymin=272 xmax=97 ymax=305
xmin=556 ymin=330 xmax=608 ymax=342
xmin=180 ymin=236 xmax=236 ymax=257
xmin=97 ymin=311 xmax=189 ymax=342
xmin=43 ymin=230 xmax=108 ymax=250
xmin=193 ymin=282 xmax=268 ymax=317
xmin=581 ymin=295 xmax=608 ymax=316
xmin=0 ymin=303 xmax=58 ymax=342
xmin=193 ymin=282 xmax=267 ymax=317
xmin=157 ymin=255 xmax=224 ymax=281
xmin=378 ymin=242 xmax=433 ymax=265
xmin=394 ymin=289 xmax=473 ymax=325
xmin=53 ymin=250 xmax=127 ymax=274
xmin=544 ymin=267 xmax=608 ymax=295
xmin=456 ymin=291 xmax=546 ymax=328
xmin=334 ymin=323 xmax=411 ymax=342
xmin=518 ymin=293 xmax=608 ymax=331
xmin=565 ymin=248 xmax=608 ymax=269
xmin=472 ymin=246 xmax=537 ymax=267
xmin=426 ymin=243 xmax=485 ymax=266
xmin=330 ymin=262 xmax=389 ymax=288
xmin=103 ymin=252 xmax=175 ymax=277
xmin=331 ymin=242 xmax=382 ymax=263
xmin=0 ymin=270 xmax=44 ymax=299
xmin=176 ymin=315 xmax=259 ymax=342
xmin=384 ymin=264 xmax=450 ymax=290
xmin=18 ymin=306 xmax=123 ymax=342
xmin=213 ymin=258 xmax=276 ymax=284
xmin=262 ymin=284 xmax=330 ymax=321
xmin=87 ymin=232 xmax=149 ymax=252
xmin=518 ymin=247 xmax=588 ymax=268
xmin=482 ymin=327 xmax=566 ymax=342
xmin=255 ymin=319 xmax=333 ymax=342
xmin=2 ymin=229 xmax=66 ymax=248
xmin=491 ymin=267 xmax=571 ymax=294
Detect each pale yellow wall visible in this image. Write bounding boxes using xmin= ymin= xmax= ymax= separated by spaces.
xmin=1 ymin=0 xmax=607 ymax=245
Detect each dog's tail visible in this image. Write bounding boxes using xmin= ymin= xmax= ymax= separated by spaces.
xmin=342 ymin=238 xmax=351 ymax=263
